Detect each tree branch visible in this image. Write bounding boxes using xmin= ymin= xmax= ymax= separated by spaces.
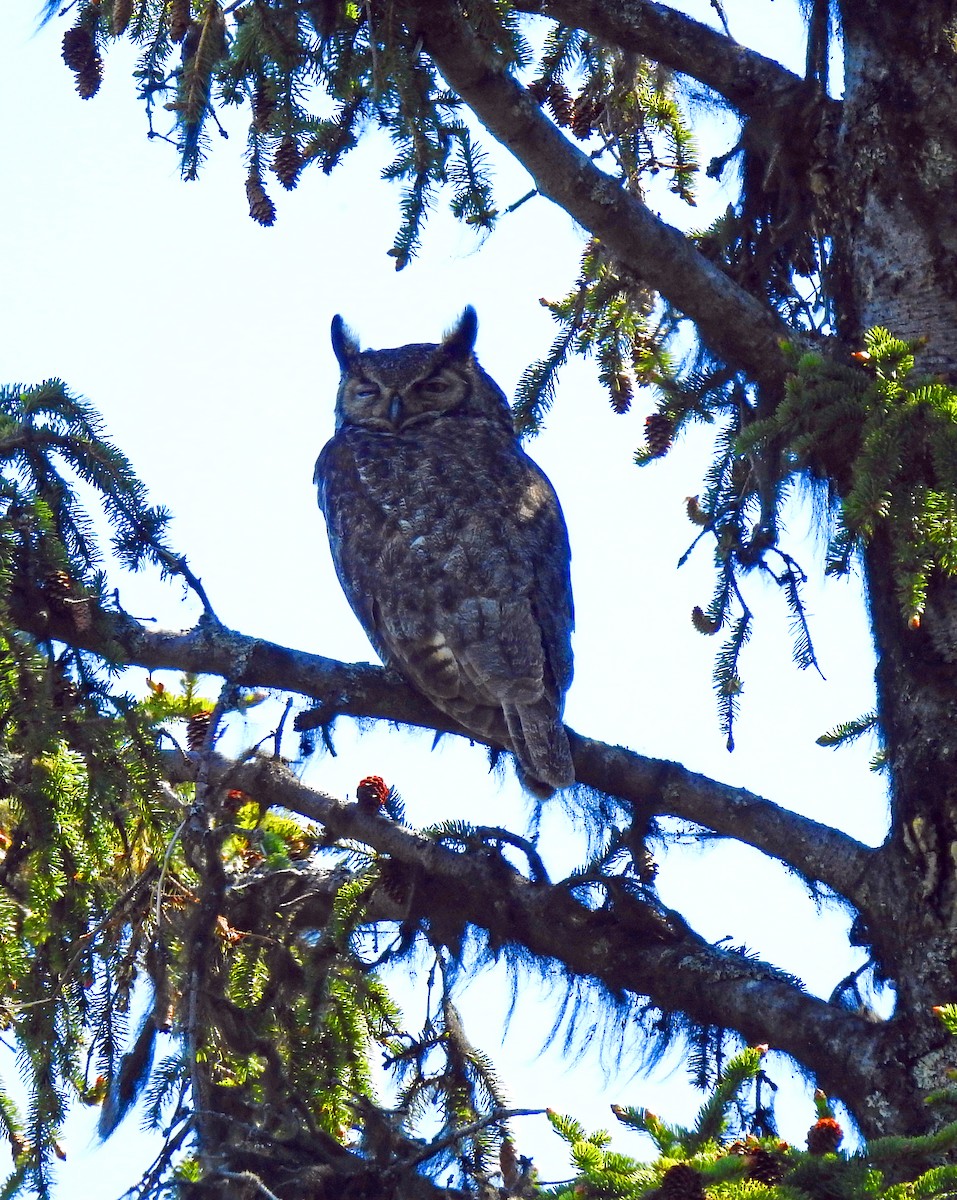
xmin=162 ymin=747 xmax=891 ymax=1119
xmin=11 ymin=594 xmax=876 ymax=912
xmin=404 ymin=0 xmax=798 ymax=390
xmin=516 ymin=0 xmax=839 ymax=124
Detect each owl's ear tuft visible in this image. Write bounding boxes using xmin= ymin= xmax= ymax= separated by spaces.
xmin=441 ymin=306 xmax=478 ymax=361
xmin=331 ymin=315 xmax=360 ymax=371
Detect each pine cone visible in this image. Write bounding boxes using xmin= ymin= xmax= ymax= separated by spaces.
xmin=46 ymin=569 xmax=76 ymax=605
xmin=525 ymin=77 xmax=550 ymax=105
xmin=806 ymin=1117 xmax=843 ymax=1155
xmin=75 ymin=54 xmax=104 ymax=99
xmin=272 ymin=135 xmax=304 ymax=190
xmin=609 ymin=371 xmax=633 ymax=414
xmin=62 ymin=24 xmax=96 ymax=72
xmin=356 ymin=775 xmax=389 ymax=814
xmin=744 ymin=1147 xmax=787 ymax=1184
xmin=169 ymin=0 xmax=191 ymax=43
xmin=111 ymin=0 xmax=133 ymax=36
xmin=186 ymin=710 xmax=214 ymax=752
xmin=252 ymin=78 xmax=277 ymax=131
xmin=658 ymin=1163 xmax=705 ymax=1200
xmin=644 ymin=412 xmax=674 ymax=457
xmin=245 ymin=171 xmax=277 ymax=226
xmin=691 ymin=605 xmax=721 ymax=635
xmin=571 ymin=92 xmax=602 ymax=140
xmin=545 ymin=82 xmax=573 ymax=127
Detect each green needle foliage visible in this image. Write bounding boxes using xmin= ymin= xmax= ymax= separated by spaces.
xmin=543 ymin=1047 xmax=957 ymax=1200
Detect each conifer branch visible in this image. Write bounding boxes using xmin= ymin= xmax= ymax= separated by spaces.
xmin=7 ymin=590 xmax=877 ymax=913
xmin=161 ymin=748 xmax=890 ymax=1119
xmin=513 ymin=0 xmax=840 ymax=124
xmin=404 ymin=0 xmax=798 ymax=391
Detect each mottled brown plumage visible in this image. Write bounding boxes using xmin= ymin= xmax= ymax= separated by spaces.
xmin=314 ymin=307 xmax=575 ymax=794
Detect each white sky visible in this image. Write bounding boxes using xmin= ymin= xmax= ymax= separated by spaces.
xmin=0 ymin=1 xmax=888 ymax=1193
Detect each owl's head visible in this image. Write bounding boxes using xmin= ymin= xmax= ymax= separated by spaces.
xmin=330 ymin=307 xmax=513 ymax=435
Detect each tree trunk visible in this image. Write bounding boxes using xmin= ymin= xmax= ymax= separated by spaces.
xmin=833 ymin=0 xmax=957 ymax=1135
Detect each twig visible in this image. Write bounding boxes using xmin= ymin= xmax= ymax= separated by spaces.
xmin=215 ymin=1171 xmax=283 ymax=1200
xmin=397 ymin=1107 xmax=546 ymax=1171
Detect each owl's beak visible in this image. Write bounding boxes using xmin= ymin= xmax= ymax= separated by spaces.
xmin=388 ymin=394 xmax=403 ymax=427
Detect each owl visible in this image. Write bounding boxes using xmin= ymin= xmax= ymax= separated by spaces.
xmin=314 ymin=307 xmax=575 ymax=795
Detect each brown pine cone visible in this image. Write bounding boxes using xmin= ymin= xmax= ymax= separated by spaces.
xmin=62 ymin=24 xmax=96 ymax=72
xmin=252 ymin=77 xmax=277 ymax=131
xmin=744 ymin=1146 xmax=787 ymax=1184
xmin=186 ymin=710 xmax=213 ymax=752
xmin=246 ymin=172 xmax=277 ymax=226
xmin=609 ymin=371 xmax=633 ymax=414
xmin=806 ymin=1116 xmax=843 ymax=1155
xmin=75 ymin=55 xmax=104 ymax=99
xmin=658 ymin=1163 xmax=705 ymax=1200
xmin=545 ymin=82 xmax=573 ymax=127
xmin=272 ymin=135 xmax=304 ymax=190
xmin=111 ymin=0 xmax=133 ymax=36
xmin=571 ymin=92 xmax=603 ymax=140
xmin=644 ymin=412 xmax=674 ymax=457
xmin=169 ymin=0 xmax=191 ymax=43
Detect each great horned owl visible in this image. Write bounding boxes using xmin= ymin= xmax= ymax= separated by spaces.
xmin=314 ymin=307 xmax=575 ymax=794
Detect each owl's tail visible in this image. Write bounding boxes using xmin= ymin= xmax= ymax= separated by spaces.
xmin=503 ymin=699 xmax=575 ymax=797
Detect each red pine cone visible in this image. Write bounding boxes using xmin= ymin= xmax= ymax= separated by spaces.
xmin=356 ymin=775 xmax=389 ymax=814
xmin=806 ymin=1116 xmax=843 ymax=1155
xmin=658 ymin=1163 xmax=705 ymax=1200
xmin=272 ymin=135 xmax=305 ymax=191
xmin=644 ymin=412 xmax=674 ymax=457
xmin=246 ymin=172 xmax=277 ymax=226
xmin=186 ymin=710 xmax=214 ymax=752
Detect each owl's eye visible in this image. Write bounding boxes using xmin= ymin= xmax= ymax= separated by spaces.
xmin=354 ymin=383 xmax=380 ymax=401
xmin=421 ymin=377 xmax=450 ymax=395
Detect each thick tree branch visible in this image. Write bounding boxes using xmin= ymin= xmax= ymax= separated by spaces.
xmin=516 ymin=0 xmax=839 ymax=123
xmin=12 ymin=595 xmax=876 ymax=912
xmin=404 ymin=0 xmax=798 ymax=390
xmin=162 ymin=747 xmax=891 ymax=1119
